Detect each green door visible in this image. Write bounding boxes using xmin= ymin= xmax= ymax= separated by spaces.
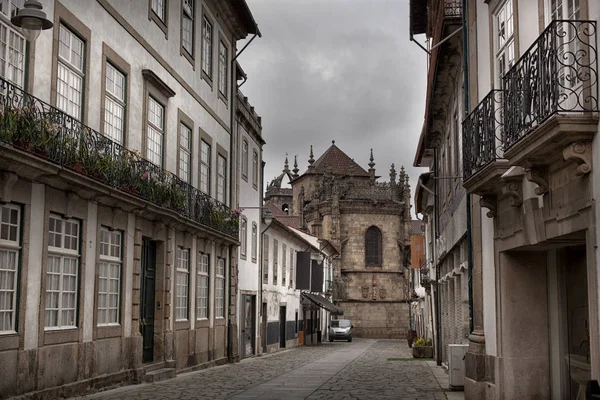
xmin=140 ymin=238 xmax=156 ymax=363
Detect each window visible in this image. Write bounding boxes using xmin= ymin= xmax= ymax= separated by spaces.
xmin=273 ymin=239 xmax=278 ymax=285
xmin=202 ymin=16 xmax=212 ymax=78
xmin=147 ymin=96 xmax=164 ymax=166
xmin=282 ymin=244 xmax=287 ymax=286
xmin=0 ymin=0 xmax=23 ymax=18
xmin=104 ymin=62 xmax=126 ymax=144
xmin=241 ymin=140 xmax=248 ymax=180
xmin=56 ymin=24 xmax=85 ymax=120
xmin=217 ymin=154 xmax=226 ymax=203
xmin=45 ymin=215 xmax=79 ymax=329
xmin=197 ymin=252 xmax=209 ymax=319
xmin=495 ymin=0 xmax=515 ymax=87
xmin=0 ymin=22 xmax=24 ymax=88
xmin=251 ymin=222 xmax=257 ymax=262
xmin=252 ymin=150 xmax=258 ymax=188
xmin=0 ymin=204 xmax=20 ymax=334
xmin=218 ymin=40 xmax=227 ymax=96
xmin=549 ymin=0 xmax=581 ymax=87
xmin=151 ymin=0 xmax=166 ymax=22
xmin=181 ymin=0 xmax=194 ymax=56
xmin=98 ymin=228 xmax=121 ymax=326
xmin=200 ymin=140 xmax=211 ymax=194
xmin=175 ymin=247 xmax=189 ymax=321
xmin=215 ymin=257 xmax=225 ymax=318
xmin=240 ymin=217 xmax=247 ymax=257
xmin=263 ymin=234 xmax=269 ymax=283
xmin=365 ymin=226 xmax=382 ymax=266
xmin=290 ymin=249 xmax=294 ymax=288
xmin=179 ymin=123 xmax=192 ymax=183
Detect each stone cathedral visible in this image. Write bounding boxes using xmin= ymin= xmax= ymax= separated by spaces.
xmin=265 ymin=141 xmax=412 ymax=338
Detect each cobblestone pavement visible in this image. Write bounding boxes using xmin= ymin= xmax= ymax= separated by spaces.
xmin=76 ymin=339 xmax=449 ymax=400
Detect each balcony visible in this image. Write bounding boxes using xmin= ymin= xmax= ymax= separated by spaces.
xmin=502 ymin=20 xmax=598 ymax=165
xmin=462 ymin=90 xmax=510 ymax=193
xmin=0 ymin=77 xmax=239 ymax=239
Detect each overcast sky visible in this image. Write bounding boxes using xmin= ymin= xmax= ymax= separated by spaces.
xmin=237 ymin=0 xmax=428 ymax=216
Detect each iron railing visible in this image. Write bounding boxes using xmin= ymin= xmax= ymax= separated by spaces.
xmin=462 ymin=90 xmax=504 ymax=180
xmin=0 ymin=77 xmax=238 ymax=238
xmin=503 ymin=20 xmax=598 ymax=150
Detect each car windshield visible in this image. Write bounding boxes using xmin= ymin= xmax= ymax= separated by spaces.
xmin=332 ymin=320 xmax=351 ymax=328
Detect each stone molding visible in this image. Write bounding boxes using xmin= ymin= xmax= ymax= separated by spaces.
xmin=563 ymin=142 xmax=592 ymax=176
xmin=525 ymin=167 xmax=548 ymax=196
xmin=501 ymin=177 xmax=523 ymax=208
xmin=479 ymin=195 xmax=497 ymax=218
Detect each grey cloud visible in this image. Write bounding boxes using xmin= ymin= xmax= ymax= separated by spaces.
xmin=238 ymin=0 xmax=429 ymax=214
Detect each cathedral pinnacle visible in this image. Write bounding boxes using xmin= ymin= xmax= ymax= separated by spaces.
xmin=292 ymin=155 xmax=299 ymax=178
xmin=308 ymin=145 xmax=315 ymax=165
xmin=390 ymin=163 xmax=396 ymax=184
xmin=368 ymin=149 xmax=375 ymax=169
xmin=283 ymin=154 xmax=289 ymax=173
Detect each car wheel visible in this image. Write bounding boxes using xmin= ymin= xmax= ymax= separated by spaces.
xmin=329 ymin=338 xmax=333 ymax=342
xmin=348 ymin=337 xmax=352 ymax=342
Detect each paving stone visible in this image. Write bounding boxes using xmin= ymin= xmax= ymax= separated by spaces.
xmin=73 ymin=339 xmax=457 ymax=400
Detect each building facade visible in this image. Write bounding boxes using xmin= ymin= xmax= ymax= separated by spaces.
xmin=0 ymin=0 xmax=260 ymax=397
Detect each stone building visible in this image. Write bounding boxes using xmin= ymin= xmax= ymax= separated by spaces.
xmin=266 ymin=142 xmax=412 ymax=338
xmin=0 ymin=0 xmax=261 ymax=397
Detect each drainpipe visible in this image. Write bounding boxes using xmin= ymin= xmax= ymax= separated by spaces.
xmin=434 ymin=148 xmax=442 ymax=366
xmin=227 ymin=28 xmax=259 ymax=364
xmin=462 ymin=0 xmax=474 ymax=335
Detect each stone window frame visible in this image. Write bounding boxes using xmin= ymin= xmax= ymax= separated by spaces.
xmin=100 ymin=43 xmax=131 ymax=147
xmin=148 ymin=0 xmax=168 ymax=39
xmin=50 ymin=2 xmax=91 ymax=125
xmin=199 ymin=128 xmax=213 ymax=195
xmin=241 ymin=138 xmax=249 ymax=182
xmin=289 ymin=248 xmax=295 ymax=289
xmin=281 ymin=243 xmax=287 ymax=286
xmin=177 ymin=109 xmax=194 ymax=184
xmin=196 ymin=251 xmax=210 ymax=323
xmin=200 ymin=6 xmax=214 ymax=88
xmin=216 ymin=144 xmax=228 ymax=205
xmin=175 ymin=246 xmax=190 ymax=322
xmin=365 ymin=225 xmax=383 ymax=267
xmin=0 ymin=203 xmax=22 ymax=338
xmin=272 ymin=238 xmax=278 ymax=285
xmin=263 ymin=234 xmax=269 ymax=284
xmin=96 ymin=226 xmax=122 ymax=328
xmin=180 ymin=0 xmax=195 ymax=66
xmin=214 ymin=257 xmax=225 ymax=318
xmin=217 ymin=34 xmax=228 ymax=103
xmin=251 ymin=222 xmax=257 ymax=263
xmin=240 ymin=216 xmax=247 ymax=259
xmin=252 ymin=149 xmax=258 ymax=190
xmin=141 ymin=69 xmax=175 ymax=169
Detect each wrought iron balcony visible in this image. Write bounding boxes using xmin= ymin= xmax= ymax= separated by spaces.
xmin=462 ymin=90 xmax=504 ymax=181
xmin=0 ymin=77 xmax=239 ymax=239
xmin=503 ymin=20 xmax=598 ymax=150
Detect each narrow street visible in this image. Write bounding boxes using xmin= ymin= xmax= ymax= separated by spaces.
xmin=75 ymin=340 xmax=460 ymax=400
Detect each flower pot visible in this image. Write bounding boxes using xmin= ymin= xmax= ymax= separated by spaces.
xmin=73 ymin=162 xmax=84 ymax=173
xmin=13 ymin=139 xmax=30 ymax=150
xmin=412 ymin=346 xmax=434 ymax=358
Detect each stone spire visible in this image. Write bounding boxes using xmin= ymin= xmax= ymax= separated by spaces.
xmin=283 ymin=154 xmax=290 ymax=173
xmin=390 ymin=163 xmax=396 ymax=185
xmin=292 ymin=155 xmax=299 ymax=178
xmin=308 ymin=145 xmax=315 ymax=165
xmin=368 ymin=149 xmax=376 ymax=182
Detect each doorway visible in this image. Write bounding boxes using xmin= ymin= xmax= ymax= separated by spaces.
xmin=140 ymin=238 xmax=157 ymax=363
xmin=241 ymin=295 xmax=256 ymax=358
xmin=279 ymin=306 xmax=286 ymax=348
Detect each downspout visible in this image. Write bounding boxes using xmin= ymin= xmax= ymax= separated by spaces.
xmin=462 ymin=0 xmax=474 ymax=334
xmin=227 ymin=29 xmax=259 ymax=363
xmin=259 ymin=160 xmax=266 ymax=354
xmin=434 ymin=148 xmax=442 ymax=366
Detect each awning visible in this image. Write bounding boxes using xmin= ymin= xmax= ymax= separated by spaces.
xmin=302 ymin=293 xmax=343 ymax=315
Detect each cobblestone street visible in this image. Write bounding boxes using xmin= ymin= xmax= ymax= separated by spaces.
xmin=75 ymin=339 xmax=456 ymax=400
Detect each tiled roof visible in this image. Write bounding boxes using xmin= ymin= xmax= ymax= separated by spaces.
xmin=309 ymin=144 xmax=370 ymax=177
xmin=275 ymin=216 xmax=303 ymax=230
xmin=264 ymin=201 xmax=287 ymax=217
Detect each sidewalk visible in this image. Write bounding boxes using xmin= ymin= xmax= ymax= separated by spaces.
xmin=426 ymin=361 xmax=465 ymax=400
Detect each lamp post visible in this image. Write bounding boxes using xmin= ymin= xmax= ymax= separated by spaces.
xmin=11 ymin=0 xmax=53 ymax=42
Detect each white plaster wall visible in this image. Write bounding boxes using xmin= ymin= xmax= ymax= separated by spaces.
xmin=32 ymin=0 xmax=232 ymax=204
xmin=476 ymin=0 xmax=491 ymax=97
xmin=481 ymin=210 xmax=497 ymax=356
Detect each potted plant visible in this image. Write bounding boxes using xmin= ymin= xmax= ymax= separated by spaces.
xmin=412 ymin=337 xmax=433 ymax=358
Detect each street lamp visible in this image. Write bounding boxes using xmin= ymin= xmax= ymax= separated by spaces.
xmin=11 ymin=0 xmax=53 ymax=42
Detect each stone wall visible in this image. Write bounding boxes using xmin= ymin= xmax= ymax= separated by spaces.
xmin=338 ymin=301 xmax=409 ymax=339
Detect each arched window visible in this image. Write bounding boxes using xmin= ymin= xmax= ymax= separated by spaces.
xmin=282 ymin=203 xmax=289 ymax=215
xmin=365 ymin=226 xmax=382 ymax=266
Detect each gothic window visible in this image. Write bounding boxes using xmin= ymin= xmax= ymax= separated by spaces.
xmin=365 ymin=226 xmax=382 ymax=266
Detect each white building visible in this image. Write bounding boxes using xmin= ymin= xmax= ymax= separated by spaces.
xmin=0 ymin=0 xmax=260 ymax=397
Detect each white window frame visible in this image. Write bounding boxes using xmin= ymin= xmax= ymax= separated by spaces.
xmin=241 ymin=140 xmax=248 ymax=180
xmin=200 ymin=139 xmax=211 ymax=194
xmin=263 ymin=234 xmax=269 ymax=283
xmin=494 ymin=0 xmax=515 ymax=88
xmin=290 ymin=249 xmax=294 ymax=288
xmin=0 ymin=203 xmax=20 ymax=334
xmin=282 ymin=244 xmax=287 ymax=286
xmin=240 ymin=217 xmax=247 ymax=257
xmin=252 ymin=150 xmax=258 ymax=188
xmin=218 ymin=39 xmax=227 ymax=96
xmin=146 ymin=96 xmax=164 ymax=167
xmin=196 ymin=252 xmax=209 ymax=320
xmin=175 ymin=247 xmax=190 ymax=321
xmin=251 ymin=222 xmax=257 ymax=262
xmin=56 ymin=24 xmax=85 ymax=120
xmin=97 ymin=227 xmax=122 ymax=326
xmin=215 ymin=257 xmax=225 ymax=318
xmin=202 ymin=16 xmax=213 ymax=78
xmin=179 ymin=122 xmax=192 ymax=183
xmin=273 ymin=239 xmax=278 ymax=285
xmin=103 ymin=62 xmax=126 ymax=144
xmin=217 ymin=154 xmax=226 ymax=203
xmin=181 ymin=0 xmax=194 ymax=56
xmin=45 ymin=215 xmax=80 ymax=330
xmin=151 ymin=0 xmax=166 ymax=22
xmin=0 ymin=0 xmax=23 ymax=18
xmin=0 ymin=20 xmax=25 ymax=88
